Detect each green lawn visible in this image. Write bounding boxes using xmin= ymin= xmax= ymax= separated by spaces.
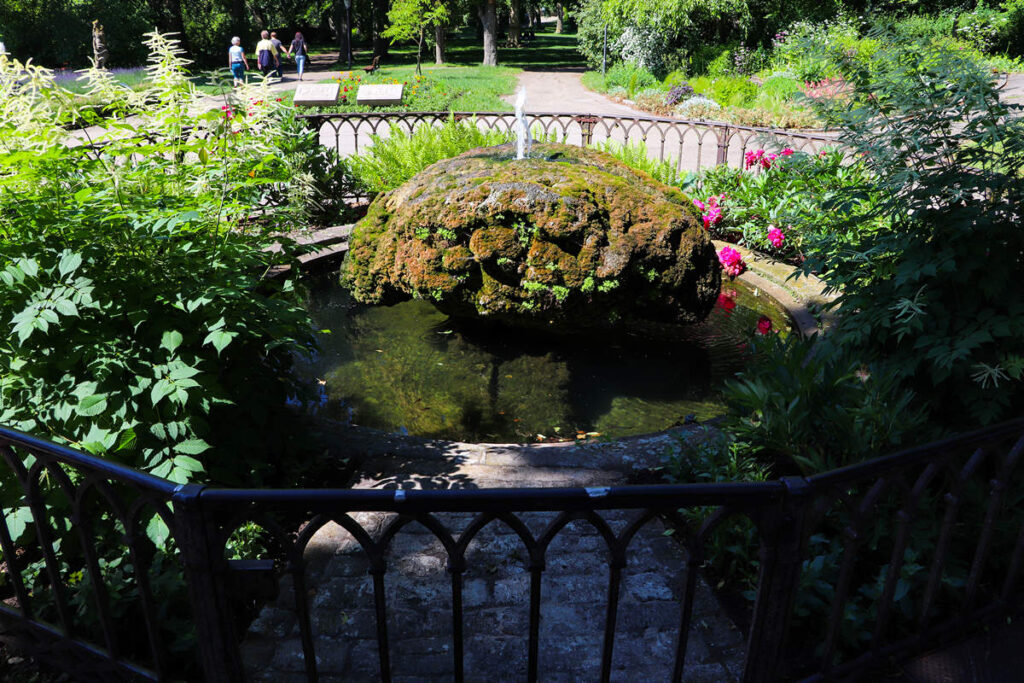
xmin=290 ymin=24 xmax=585 ymax=113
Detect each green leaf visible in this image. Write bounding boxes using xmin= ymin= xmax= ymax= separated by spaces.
xmin=173 ymin=438 xmax=211 ymax=455
xmin=115 ymin=428 xmax=137 ymax=452
xmin=161 ymin=330 xmax=184 ymax=355
xmin=173 ymin=455 xmax=204 ymax=472
xmin=203 ymin=329 xmax=236 ymax=355
xmin=150 ymin=379 xmax=175 ymax=407
xmin=145 ymin=515 xmax=171 ymax=546
xmin=58 ymin=252 xmax=82 ymax=278
xmin=76 ymin=394 xmax=108 ymax=417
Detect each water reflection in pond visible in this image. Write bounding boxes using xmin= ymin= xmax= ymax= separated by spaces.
xmin=300 ymin=275 xmax=790 ymax=443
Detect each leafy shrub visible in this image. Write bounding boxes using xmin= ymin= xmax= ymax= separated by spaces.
xmin=723 ymin=335 xmax=926 ymax=474
xmin=758 ymin=74 xmax=803 ymax=101
xmin=0 ymin=32 xmax=321 ymax=671
xmin=346 ymin=116 xmax=512 ymax=193
xmin=771 ymin=15 xmax=868 ymax=81
xmin=662 ymin=70 xmax=689 ymax=88
xmin=660 ymin=427 xmax=768 ymax=593
xmin=675 ymin=95 xmax=721 ymax=119
xmin=689 ymin=43 xmax=735 ymax=77
xmin=633 ymin=87 xmax=670 ymax=113
xmin=998 ymin=0 xmax=1024 ymax=55
xmin=0 ymin=33 xmax=317 ymax=486
xmin=615 ymin=24 xmax=670 ymax=76
xmin=604 ymin=61 xmax=660 ymax=97
xmin=690 ymin=75 xmax=759 ymax=108
xmin=804 ymin=35 xmax=1024 ymax=425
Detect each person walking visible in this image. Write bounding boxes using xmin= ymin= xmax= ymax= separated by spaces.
xmin=255 ymin=30 xmax=279 ymax=78
xmin=228 ymin=36 xmax=249 ymax=87
xmin=287 ymin=32 xmax=309 ymax=81
xmin=270 ymin=32 xmax=285 ymax=77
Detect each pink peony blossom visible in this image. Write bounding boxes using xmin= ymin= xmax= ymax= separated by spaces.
xmin=718 ymin=246 xmax=745 ymax=277
xmin=767 ymin=226 xmax=785 ymax=248
xmin=695 ymin=195 xmax=724 ymax=229
xmin=756 ymin=316 xmax=773 ymax=335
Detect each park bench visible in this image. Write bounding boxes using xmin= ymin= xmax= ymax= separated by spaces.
xmin=363 ymin=55 xmax=380 ymax=74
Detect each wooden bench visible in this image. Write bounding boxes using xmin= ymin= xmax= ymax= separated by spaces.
xmin=363 ymin=55 xmax=380 ymax=74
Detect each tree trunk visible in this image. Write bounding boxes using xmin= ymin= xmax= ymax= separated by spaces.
xmin=335 ymin=4 xmax=351 ymax=67
xmin=479 ymin=0 xmax=498 ymax=66
xmin=435 ymin=25 xmax=446 ymax=65
xmin=373 ymin=0 xmax=391 ymax=58
xmin=533 ymin=8 xmax=542 ymax=30
xmin=555 ymin=3 xmax=564 ymax=33
xmin=509 ymin=0 xmax=521 ymax=47
xmin=416 ymin=29 xmax=424 ymax=76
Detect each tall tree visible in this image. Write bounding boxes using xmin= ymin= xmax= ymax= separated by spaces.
xmin=479 ymin=0 xmax=497 ymax=66
xmin=382 ymin=0 xmax=448 ymax=75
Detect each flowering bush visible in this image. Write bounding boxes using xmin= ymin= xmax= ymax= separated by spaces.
xmin=665 ymin=83 xmax=695 ymax=105
xmin=699 ymin=147 xmax=877 ymax=257
xmin=718 ymin=246 xmax=746 ymax=277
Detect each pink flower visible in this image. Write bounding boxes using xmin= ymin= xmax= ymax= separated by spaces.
xmin=781 ymin=148 xmax=794 ymax=156
xmin=695 ymin=195 xmax=724 ymax=229
xmin=744 ymin=149 xmax=764 ymax=169
xmin=717 ymin=246 xmax=745 ymax=277
xmin=767 ymin=226 xmax=785 ymax=248
xmin=761 ymin=152 xmax=779 ymax=169
xmin=756 ymin=316 xmax=773 ymax=335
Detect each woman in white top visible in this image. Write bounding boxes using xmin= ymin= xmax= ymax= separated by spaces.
xmin=228 ymin=37 xmax=249 ymax=87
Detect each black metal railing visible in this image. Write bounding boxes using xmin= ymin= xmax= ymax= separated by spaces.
xmin=299 ymin=111 xmax=839 ymax=195
xmin=1 ymin=419 xmax=1023 ymax=682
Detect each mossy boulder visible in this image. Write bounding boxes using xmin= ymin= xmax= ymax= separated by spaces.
xmin=341 ymin=143 xmax=720 ymax=330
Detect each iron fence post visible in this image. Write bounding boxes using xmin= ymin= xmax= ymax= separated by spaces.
xmin=742 ymin=476 xmax=811 ymax=683
xmin=715 ymin=126 xmax=732 ymax=166
xmin=576 ymin=115 xmax=598 ymax=146
xmin=174 ymin=484 xmax=244 ymax=683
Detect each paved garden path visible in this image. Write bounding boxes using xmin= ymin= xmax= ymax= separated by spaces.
xmin=241 ymin=429 xmax=747 ymax=682
xmin=503 ymin=68 xmax=652 ymax=117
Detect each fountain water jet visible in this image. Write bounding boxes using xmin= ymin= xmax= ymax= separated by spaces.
xmin=514 ymin=87 xmax=531 ymax=160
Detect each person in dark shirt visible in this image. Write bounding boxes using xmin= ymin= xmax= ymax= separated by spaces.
xmin=288 ymin=32 xmax=309 ymax=81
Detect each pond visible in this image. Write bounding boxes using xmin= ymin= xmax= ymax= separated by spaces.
xmin=300 ymin=274 xmax=790 ymax=443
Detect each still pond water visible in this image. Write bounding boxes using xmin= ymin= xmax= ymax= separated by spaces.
xmin=300 ymin=276 xmax=790 ymax=443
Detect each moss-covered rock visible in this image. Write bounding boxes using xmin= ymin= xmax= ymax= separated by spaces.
xmin=341 ymin=143 xmax=720 ymax=330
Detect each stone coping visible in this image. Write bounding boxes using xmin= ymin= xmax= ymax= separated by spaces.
xmin=712 ymin=240 xmax=836 ymax=338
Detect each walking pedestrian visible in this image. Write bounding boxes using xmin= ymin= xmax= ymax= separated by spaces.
xmin=287 ymin=32 xmax=309 ymax=81
xmin=228 ymin=36 xmax=248 ymax=87
xmin=270 ymin=32 xmax=285 ymax=77
xmin=255 ymin=30 xmax=279 ymax=78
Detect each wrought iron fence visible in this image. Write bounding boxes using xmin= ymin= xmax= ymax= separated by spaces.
xmin=1 ymin=419 xmax=1023 ymax=682
xmin=299 ymin=111 xmax=839 ymax=195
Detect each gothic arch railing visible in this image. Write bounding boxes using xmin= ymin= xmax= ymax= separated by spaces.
xmin=1 ymin=419 xmax=1023 ymax=682
xmin=298 ymin=111 xmax=841 ymax=200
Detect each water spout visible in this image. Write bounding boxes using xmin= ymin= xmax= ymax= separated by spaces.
xmin=514 ymin=87 xmax=531 ymax=160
